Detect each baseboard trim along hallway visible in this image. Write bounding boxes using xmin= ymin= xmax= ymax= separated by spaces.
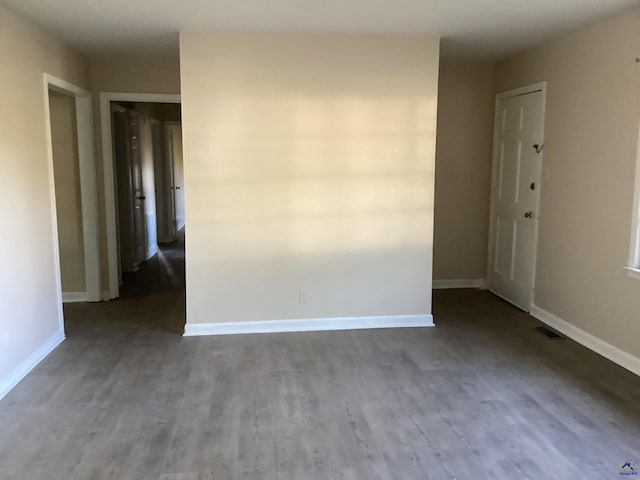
xmin=530 ymin=304 xmax=640 ymax=376
xmin=0 ymin=330 xmax=65 ymax=400
xmin=432 ymin=279 xmax=486 ymax=289
xmin=62 ymin=292 xmax=88 ymax=303
xmin=183 ymin=314 xmax=434 ymax=336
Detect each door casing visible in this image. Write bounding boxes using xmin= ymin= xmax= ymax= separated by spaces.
xmin=43 ymin=74 xmax=101 ymax=308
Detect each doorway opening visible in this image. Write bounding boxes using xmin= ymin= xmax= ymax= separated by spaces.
xmin=100 ymin=93 xmax=182 ymax=300
xmin=50 ymin=90 xmax=85 ymax=301
xmin=43 ymin=74 xmax=100 ymax=336
xmin=104 ymin=97 xmax=185 ymax=332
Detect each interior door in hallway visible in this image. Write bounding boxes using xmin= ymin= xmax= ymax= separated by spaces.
xmin=488 ymin=87 xmax=545 ymax=311
xmin=170 ymin=124 xmax=185 ymax=232
xmin=112 ymin=106 xmax=147 ymax=273
xmin=128 ymin=111 xmax=147 ymax=266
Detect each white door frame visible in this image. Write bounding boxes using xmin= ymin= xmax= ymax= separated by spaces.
xmin=486 ymin=81 xmax=547 ymax=310
xmin=43 ymin=74 xmax=101 ymax=309
xmin=100 ymin=92 xmax=181 ymax=299
xmin=625 ymin=123 xmax=640 ymax=275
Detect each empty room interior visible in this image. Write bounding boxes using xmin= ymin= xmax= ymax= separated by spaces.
xmin=0 ymin=0 xmax=639 ymax=478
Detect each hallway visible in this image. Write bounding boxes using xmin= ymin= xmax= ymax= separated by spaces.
xmin=65 ymin=231 xmax=186 ymax=336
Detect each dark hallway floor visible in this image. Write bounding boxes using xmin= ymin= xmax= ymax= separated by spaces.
xmin=0 ymin=274 xmax=639 ymax=478
xmin=66 ymin=231 xmax=186 ymax=336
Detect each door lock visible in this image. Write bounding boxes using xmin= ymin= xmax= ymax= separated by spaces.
xmin=524 ymin=211 xmax=534 ymax=219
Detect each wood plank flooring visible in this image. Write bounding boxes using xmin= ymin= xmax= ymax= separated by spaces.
xmin=0 ymin=239 xmax=638 ymax=479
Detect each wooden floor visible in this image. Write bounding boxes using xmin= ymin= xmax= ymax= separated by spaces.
xmin=1 ymin=240 xmax=639 ymax=479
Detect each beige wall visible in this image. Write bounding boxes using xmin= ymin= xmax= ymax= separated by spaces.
xmin=180 ymin=33 xmax=440 ymax=325
xmin=0 ymin=4 xmax=89 ymax=388
xmin=49 ymin=90 xmax=86 ymax=293
xmin=433 ymin=61 xmax=494 ymax=281
xmin=90 ymin=56 xmax=180 ymax=94
xmin=495 ymin=7 xmax=640 ymax=357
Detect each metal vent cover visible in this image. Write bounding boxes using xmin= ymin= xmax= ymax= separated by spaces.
xmin=536 ymin=326 xmax=565 ymax=339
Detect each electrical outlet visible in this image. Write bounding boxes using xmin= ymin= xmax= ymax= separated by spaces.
xmin=298 ymin=290 xmax=306 ymax=304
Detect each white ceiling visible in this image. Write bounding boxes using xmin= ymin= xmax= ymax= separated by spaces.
xmin=2 ymin=0 xmax=637 ymax=60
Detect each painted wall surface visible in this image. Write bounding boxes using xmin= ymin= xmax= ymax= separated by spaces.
xmin=0 ymin=4 xmax=89 ymax=388
xmin=49 ymin=90 xmax=86 ymax=293
xmin=433 ymin=61 xmax=494 ymax=281
xmin=495 ymin=7 xmax=640 ymax=357
xmin=180 ymin=33 xmax=439 ymax=325
xmin=90 ymin=56 xmax=180 ymax=94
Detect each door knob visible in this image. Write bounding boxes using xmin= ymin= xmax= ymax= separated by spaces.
xmin=524 ymin=211 xmax=534 ymax=219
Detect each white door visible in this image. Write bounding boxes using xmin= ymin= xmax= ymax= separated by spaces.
xmin=171 ymin=124 xmax=185 ymax=232
xmin=488 ymin=86 xmax=546 ymax=311
xmin=112 ymin=106 xmax=147 ymax=273
xmin=128 ymin=111 xmax=148 ymax=266
xmin=164 ymin=123 xmax=178 ymax=241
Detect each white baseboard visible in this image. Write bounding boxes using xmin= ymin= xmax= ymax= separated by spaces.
xmin=62 ymin=291 xmax=88 ymax=303
xmin=433 ymin=278 xmax=486 ymax=290
xmin=530 ymin=304 xmax=640 ymax=377
xmin=101 ymin=290 xmax=113 ymax=301
xmin=184 ymin=314 xmax=434 ymax=337
xmin=0 ymin=330 xmax=65 ymax=401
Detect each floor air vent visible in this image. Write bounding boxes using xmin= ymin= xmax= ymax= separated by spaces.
xmin=536 ymin=326 xmax=565 ymax=339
